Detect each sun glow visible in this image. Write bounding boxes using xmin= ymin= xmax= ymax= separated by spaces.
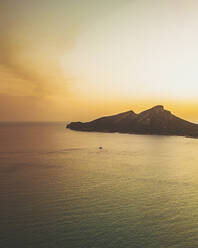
xmin=1 ymin=0 xmax=198 ymax=121
xmin=62 ymin=1 xmax=198 ymax=101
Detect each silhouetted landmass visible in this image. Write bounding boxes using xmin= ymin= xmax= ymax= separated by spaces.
xmin=67 ymin=105 xmax=198 ymax=138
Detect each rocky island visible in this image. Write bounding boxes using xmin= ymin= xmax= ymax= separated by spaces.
xmin=67 ymin=105 xmax=198 ymax=138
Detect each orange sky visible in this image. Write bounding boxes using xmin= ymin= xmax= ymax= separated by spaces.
xmin=0 ymin=0 xmax=198 ymax=122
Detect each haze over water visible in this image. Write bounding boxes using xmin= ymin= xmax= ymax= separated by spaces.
xmin=1 ymin=122 xmax=198 ymax=247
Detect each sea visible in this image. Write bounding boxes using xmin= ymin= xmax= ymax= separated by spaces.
xmin=1 ymin=122 xmax=198 ymax=248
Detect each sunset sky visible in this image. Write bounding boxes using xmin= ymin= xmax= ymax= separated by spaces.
xmin=1 ymin=0 xmax=198 ymax=122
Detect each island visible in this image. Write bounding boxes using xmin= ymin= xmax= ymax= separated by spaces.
xmin=66 ymin=105 xmax=198 ymax=138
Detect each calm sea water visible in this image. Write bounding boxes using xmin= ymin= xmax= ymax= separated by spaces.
xmin=1 ymin=122 xmax=198 ymax=248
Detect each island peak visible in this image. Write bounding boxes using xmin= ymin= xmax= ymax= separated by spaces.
xmin=152 ymin=105 xmax=164 ymax=110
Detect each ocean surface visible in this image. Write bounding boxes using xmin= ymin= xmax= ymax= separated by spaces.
xmin=1 ymin=122 xmax=198 ymax=248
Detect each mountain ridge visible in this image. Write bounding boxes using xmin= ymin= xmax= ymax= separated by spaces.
xmin=66 ymin=105 xmax=198 ymax=137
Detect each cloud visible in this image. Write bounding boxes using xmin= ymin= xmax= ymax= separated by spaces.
xmin=0 ymin=11 xmax=69 ymax=98
xmin=0 ymin=31 xmax=55 ymax=96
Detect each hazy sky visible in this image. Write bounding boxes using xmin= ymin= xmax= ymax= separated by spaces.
xmin=1 ymin=0 xmax=198 ymax=121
